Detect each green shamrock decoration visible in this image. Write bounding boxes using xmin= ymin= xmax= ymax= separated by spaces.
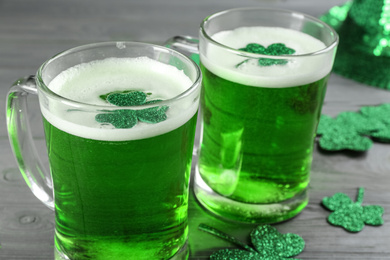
xmin=237 ymin=43 xmax=296 ymax=67
xmin=322 ymin=187 xmax=384 ymax=232
xmin=107 ymin=91 xmax=148 ymax=106
xmin=317 ymin=103 xmax=390 ymax=151
xmin=99 ymin=91 xmax=163 ymax=105
xmin=95 ymin=91 xmax=168 ymax=129
xmin=199 ymin=224 xmax=305 ymax=260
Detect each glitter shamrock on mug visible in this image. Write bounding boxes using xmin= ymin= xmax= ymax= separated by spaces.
xmin=236 ymin=43 xmax=296 ymax=68
xmin=95 ymin=91 xmax=169 ymax=128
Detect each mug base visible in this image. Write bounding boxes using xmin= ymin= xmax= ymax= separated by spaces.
xmin=193 ymin=167 xmax=308 ymax=224
xmin=54 ymin=240 xmax=189 ymax=260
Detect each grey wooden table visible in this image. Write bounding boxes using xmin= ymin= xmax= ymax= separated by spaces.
xmin=1 ymin=0 xmax=389 ymax=259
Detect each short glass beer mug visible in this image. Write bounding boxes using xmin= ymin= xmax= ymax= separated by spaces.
xmin=6 ymin=42 xmax=201 ymax=259
xmin=168 ymin=7 xmax=338 ymax=223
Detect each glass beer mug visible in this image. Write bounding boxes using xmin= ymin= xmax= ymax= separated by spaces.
xmin=166 ymin=7 xmax=338 ymax=224
xmin=6 ymin=42 xmax=201 ymax=260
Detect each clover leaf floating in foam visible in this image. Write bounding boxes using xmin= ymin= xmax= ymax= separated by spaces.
xmin=322 ymin=187 xmax=384 ymax=232
xmin=236 ymin=43 xmax=296 ymax=68
xmin=199 ymin=224 xmax=305 ymax=260
xmin=95 ymin=91 xmax=168 ymax=129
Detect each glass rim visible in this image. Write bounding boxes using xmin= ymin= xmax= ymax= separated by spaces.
xmin=200 ymin=6 xmax=339 ymax=59
xmin=36 ymin=41 xmax=202 ymax=110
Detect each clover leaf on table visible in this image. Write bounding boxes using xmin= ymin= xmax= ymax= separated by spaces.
xmin=359 ymin=103 xmax=390 ymax=142
xmin=316 ymin=103 xmax=390 ymax=151
xmin=237 ymin=43 xmax=296 ymax=67
xmin=95 ymin=91 xmax=168 ymax=129
xmin=322 ymin=187 xmax=384 ymax=232
xmin=199 ymin=224 xmax=305 ymax=260
xmin=316 ymin=114 xmax=373 ymax=151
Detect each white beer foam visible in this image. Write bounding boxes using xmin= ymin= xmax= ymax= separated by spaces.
xmin=201 ymin=26 xmax=332 ymax=88
xmin=41 ymin=57 xmax=198 ymax=141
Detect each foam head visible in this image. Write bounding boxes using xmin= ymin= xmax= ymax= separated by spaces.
xmin=201 ymin=26 xmax=333 ymax=88
xmin=40 ymin=57 xmax=198 ymax=141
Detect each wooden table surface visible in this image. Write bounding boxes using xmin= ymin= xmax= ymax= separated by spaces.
xmin=1 ymin=0 xmax=389 ymax=259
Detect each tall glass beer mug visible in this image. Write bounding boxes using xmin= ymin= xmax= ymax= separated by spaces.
xmin=167 ymin=7 xmax=338 ymax=223
xmin=6 ymin=42 xmax=201 ymax=259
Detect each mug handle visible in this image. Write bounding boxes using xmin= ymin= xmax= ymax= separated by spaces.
xmin=165 ymin=36 xmax=202 ymax=155
xmin=6 ymin=76 xmax=54 ymax=210
xmin=164 ymin=35 xmax=200 ymax=64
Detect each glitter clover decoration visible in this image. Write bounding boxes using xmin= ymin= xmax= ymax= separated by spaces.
xmin=236 ymin=43 xmax=296 ymax=67
xmin=322 ymin=187 xmax=384 ymax=232
xmin=95 ymin=91 xmax=168 ymax=129
xmin=317 ymin=103 xmax=390 ymax=151
xmin=199 ymin=224 xmax=305 ymax=260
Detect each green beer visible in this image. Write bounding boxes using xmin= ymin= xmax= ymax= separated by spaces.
xmin=41 ymin=57 xmax=198 ymax=259
xmin=196 ymin=26 xmax=333 ymax=223
xmin=199 ymin=66 xmax=328 ymax=202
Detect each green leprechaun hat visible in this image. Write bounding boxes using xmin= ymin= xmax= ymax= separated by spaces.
xmin=321 ymin=0 xmax=390 ymax=90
